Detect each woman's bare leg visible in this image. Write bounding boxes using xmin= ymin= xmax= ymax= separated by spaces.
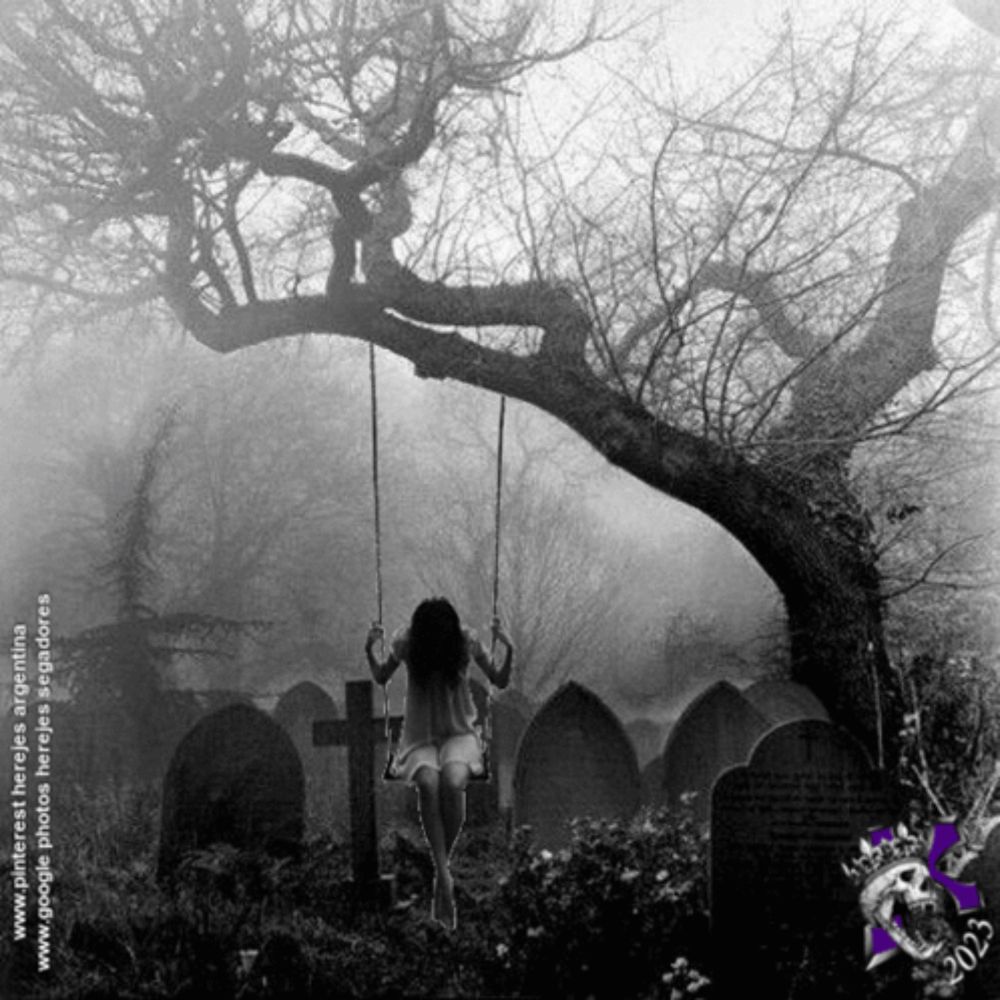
xmin=413 ymin=766 xmax=449 ymax=920
xmin=436 ymin=762 xmax=470 ymax=928
xmin=440 ymin=762 xmax=470 ymax=858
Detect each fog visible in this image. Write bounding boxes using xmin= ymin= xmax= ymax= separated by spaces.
xmin=0 ymin=328 xmax=782 ymax=727
xmin=0 ymin=0 xmax=992 ymax=754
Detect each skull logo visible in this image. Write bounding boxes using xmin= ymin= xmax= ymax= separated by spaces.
xmin=859 ymin=858 xmax=943 ymax=962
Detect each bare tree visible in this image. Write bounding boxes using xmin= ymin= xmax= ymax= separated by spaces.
xmin=2 ymin=0 xmax=999 ymax=754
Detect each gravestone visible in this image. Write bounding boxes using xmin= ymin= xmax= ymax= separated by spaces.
xmin=742 ymin=678 xmax=830 ymax=726
xmin=513 ymin=682 xmax=640 ymax=850
xmin=274 ymin=681 xmax=337 ymax=730
xmin=273 ymin=682 xmax=345 ymax=834
xmin=662 ymin=681 xmax=770 ymax=821
xmin=158 ymin=704 xmax=305 ymax=879
xmin=711 ymin=719 xmax=894 ymax=995
xmin=963 ymin=826 xmax=1000 ymax=999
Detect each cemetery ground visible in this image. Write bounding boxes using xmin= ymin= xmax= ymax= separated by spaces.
xmin=1 ymin=783 xmax=948 ymax=999
xmin=2 ymin=672 xmax=993 ymax=998
xmin=1 ymin=785 xmax=715 ymax=1000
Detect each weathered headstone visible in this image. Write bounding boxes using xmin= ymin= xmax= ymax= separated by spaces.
xmin=711 ymin=719 xmax=894 ymax=995
xmin=742 ymin=678 xmax=830 ymax=726
xmin=513 ymin=681 xmax=640 ymax=849
xmin=662 ymin=681 xmax=770 ymax=821
xmin=274 ymin=681 xmax=337 ymax=730
xmin=158 ymin=704 xmax=305 ymax=879
xmin=963 ymin=826 xmax=1000 ymax=999
xmin=274 ymin=682 xmax=345 ymax=834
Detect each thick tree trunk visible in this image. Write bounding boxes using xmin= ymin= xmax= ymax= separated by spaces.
xmin=783 ymin=535 xmax=897 ymax=767
xmin=508 ymin=364 xmax=901 ymax=760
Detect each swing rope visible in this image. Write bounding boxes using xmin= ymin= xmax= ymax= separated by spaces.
xmin=491 ymin=395 xmax=506 ymax=634
xmin=368 ymin=344 xmax=394 ymax=748
xmin=367 ymin=344 xmax=506 ymax=781
xmin=368 ymin=342 xmax=384 ymax=631
xmin=483 ymin=394 xmax=507 ymax=759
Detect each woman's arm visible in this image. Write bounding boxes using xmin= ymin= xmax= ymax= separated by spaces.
xmin=365 ymin=624 xmax=401 ymax=686
xmin=472 ymin=619 xmax=514 ymax=690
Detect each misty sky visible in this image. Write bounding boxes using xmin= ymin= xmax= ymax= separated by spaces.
xmin=1 ymin=0 xmax=996 ymax=722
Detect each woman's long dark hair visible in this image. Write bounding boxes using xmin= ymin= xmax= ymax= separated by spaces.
xmin=407 ymin=598 xmax=466 ymax=689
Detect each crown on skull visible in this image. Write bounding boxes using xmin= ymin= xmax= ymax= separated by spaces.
xmin=841 ymin=824 xmax=928 ymax=888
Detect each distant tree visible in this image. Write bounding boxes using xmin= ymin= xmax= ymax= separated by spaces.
xmin=3 ymin=0 xmax=999 ymax=756
xmin=59 ymin=407 xmax=250 ymax=780
xmin=157 ymin=343 xmax=373 ymax=636
xmin=7 ymin=332 xmax=376 ymax=728
xmin=158 ymin=341 xmax=380 ymax=691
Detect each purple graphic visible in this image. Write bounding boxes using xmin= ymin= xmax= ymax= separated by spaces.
xmin=866 ymin=823 xmax=983 ymax=958
xmin=927 ymin=824 xmax=983 ymax=913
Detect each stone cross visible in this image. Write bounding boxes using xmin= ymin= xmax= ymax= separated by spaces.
xmin=313 ymin=680 xmax=402 ymax=909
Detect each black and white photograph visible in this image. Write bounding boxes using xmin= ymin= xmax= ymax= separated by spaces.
xmin=2 ymin=1 xmax=999 ymax=997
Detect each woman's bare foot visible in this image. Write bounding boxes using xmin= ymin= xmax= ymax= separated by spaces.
xmin=433 ymin=871 xmax=456 ymax=930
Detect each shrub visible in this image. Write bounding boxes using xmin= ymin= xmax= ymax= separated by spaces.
xmin=487 ymin=807 xmax=711 ymax=999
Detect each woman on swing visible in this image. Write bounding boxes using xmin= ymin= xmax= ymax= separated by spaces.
xmin=365 ymin=597 xmax=513 ymax=929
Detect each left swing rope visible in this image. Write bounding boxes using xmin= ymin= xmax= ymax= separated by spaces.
xmin=368 ymin=343 xmax=396 ymax=772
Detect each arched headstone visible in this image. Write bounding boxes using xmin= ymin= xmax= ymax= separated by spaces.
xmin=742 ymin=678 xmax=830 ymax=726
xmin=711 ymin=719 xmax=894 ymax=995
xmin=661 ymin=681 xmax=770 ymax=821
xmin=274 ymin=681 xmax=337 ymax=730
xmin=274 ymin=682 xmax=345 ymax=834
xmin=513 ymin=682 xmax=640 ymax=849
xmin=158 ymin=704 xmax=305 ymax=879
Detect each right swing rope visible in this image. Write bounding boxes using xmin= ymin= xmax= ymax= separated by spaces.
xmin=482 ymin=394 xmax=507 ymax=769
xmin=369 ymin=342 xmax=384 ymax=632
